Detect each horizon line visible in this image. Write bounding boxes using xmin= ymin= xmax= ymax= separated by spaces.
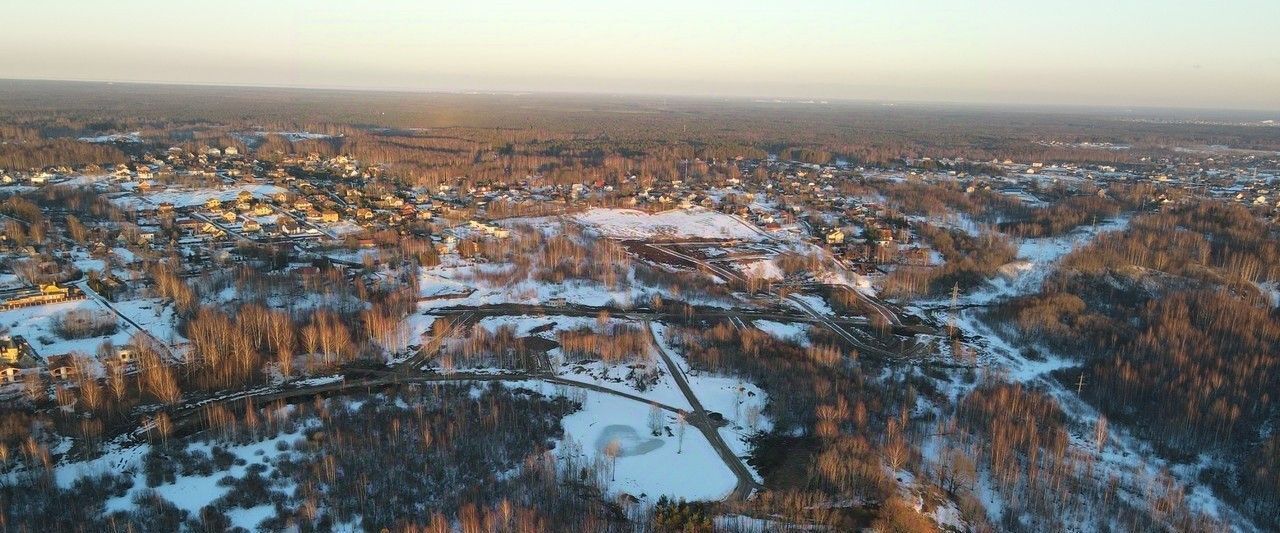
xmin=3 ymin=76 xmax=1279 ymax=118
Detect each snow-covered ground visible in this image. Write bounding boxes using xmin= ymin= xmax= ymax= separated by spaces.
xmin=750 ymin=319 xmax=811 ymax=346
xmin=651 ymin=323 xmax=770 ymax=482
xmin=416 ymin=261 xmax=742 ymax=310
xmin=111 ymin=297 xmax=187 ymax=345
xmin=0 ymin=299 xmax=139 ymax=362
xmin=572 ymin=207 xmax=767 ymax=241
xmin=78 ymin=132 xmax=142 ymax=144
xmin=105 ymin=431 xmax=302 ymax=530
xmin=736 ymin=259 xmax=783 ymax=280
xmin=943 ymin=215 xmax=1131 ymax=307
xmin=116 ymin=184 xmax=287 ymax=209
xmin=517 ymin=380 xmax=741 ymax=501
xmin=906 ymin=214 xmax=1256 ymax=530
xmin=787 ymin=293 xmax=834 ymax=315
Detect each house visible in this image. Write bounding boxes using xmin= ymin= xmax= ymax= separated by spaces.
xmin=294 ymin=200 xmax=314 ymax=212
xmin=46 ymin=355 xmax=75 ymax=381
xmin=0 ymin=366 xmax=20 ymax=384
xmin=2 ymin=284 xmax=83 ymax=310
xmin=825 ymin=228 xmax=845 ymax=245
xmin=242 ymin=219 xmax=262 ymax=233
xmin=321 ymin=210 xmax=340 ymax=223
xmin=277 ymin=218 xmax=302 ymax=235
xmin=205 ymin=198 xmax=223 ymax=210
xmin=102 ymin=349 xmax=135 ymax=369
xmin=200 ymin=222 xmax=226 ymax=238
xmin=0 ymin=336 xmax=30 ymax=364
xmin=253 ymin=204 xmax=274 ymax=216
xmin=220 ymin=210 xmax=238 ymax=223
xmin=88 ymin=275 xmax=127 ymax=302
xmin=157 ymin=202 xmax=176 ymax=216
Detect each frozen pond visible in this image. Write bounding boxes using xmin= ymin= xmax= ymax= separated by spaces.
xmin=595 ymin=425 xmax=664 ymax=457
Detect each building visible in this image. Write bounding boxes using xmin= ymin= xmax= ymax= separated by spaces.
xmin=825 ymin=228 xmax=845 ymax=245
xmin=1 ymin=284 xmax=84 ymax=310
xmin=46 ymin=355 xmax=75 ymax=381
xmin=0 ymin=336 xmax=30 ymax=364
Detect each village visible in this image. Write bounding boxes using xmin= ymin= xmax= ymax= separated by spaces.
xmin=1 ymin=136 xmax=1277 ymax=390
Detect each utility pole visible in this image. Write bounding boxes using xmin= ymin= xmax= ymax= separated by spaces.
xmin=1076 ymin=373 xmax=1086 ymax=395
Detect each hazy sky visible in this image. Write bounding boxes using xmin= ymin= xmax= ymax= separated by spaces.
xmin=3 ymin=0 xmax=1279 ymax=110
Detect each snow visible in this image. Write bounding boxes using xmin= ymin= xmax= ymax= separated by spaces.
xmin=226 ymin=505 xmax=276 ymax=530
xmin=751 ymin=320 xmax=810 ymax=346
xmin=957 ymin=216 xmax=1130 ymax=305
xmin=518 ymin=380 xmax=741 ymax=501
xmin=102 ymin=430 xmax=305 ymax=526
xmin=78 ymin=132 xmax=142 ymax=144
xmin=249 ymin=131 xmax=339 ymax=142
xmin=906 ymin=214 xmax=1259 ymax=531
xmin=0 ymin=298 xmax=138 ymax=362
xmin=737 ymin=259 xmax=783 ymax=280
xmin=557 ymin=359 xmax=693 ymax=412
xmin=110 ymin=297 xmax=187 ymax=345
xmin=59 ymin=174 xmax=114 ymax=186
xmin=787 ymin=293 xmax=834 ymax=315
xmin=1255 ymin=281 xmax=1280 ymax=308
xmin=417 ymin=262 xmax=740 ymax=311
xmin=572 ymin=207 xmax=766 ymax=241
xmin=119 ymin=184 xmax=288 ymax=209
xmin=418 ymin=272 xmax=473 ymax=299
xmin=651 ymin=323 xmax=770 ymax=482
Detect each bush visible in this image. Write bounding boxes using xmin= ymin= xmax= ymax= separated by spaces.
xmin=52 ymin=309 xmax=118 ymax=339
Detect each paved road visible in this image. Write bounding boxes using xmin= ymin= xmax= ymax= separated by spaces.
xmin=76 ymin=281 xmax=180 ymax=361
xmin=646 ymin=321 xmax=762 ymax=500
xmin=423 ymin=302 xmax=871 ymax=328
xmin=785 ymin=294 xmax=900 ymax=361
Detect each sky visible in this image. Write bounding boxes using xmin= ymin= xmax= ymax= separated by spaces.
xmin=3 ymin=0 xmax=1279 ymax=110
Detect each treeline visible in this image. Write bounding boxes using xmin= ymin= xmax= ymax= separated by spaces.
xmin=558 ymin=323 xmax=649 ymax=364
xmin=882 ymin=225 xmax=1017 ymax=298
xmin=998 ymin=195 xmax=1120 ymax=238
xmin=1062 ymin=202 xmax=1280 ymax=285
xmin=877 ymin=180 xmax=1027 ymax=223
xmin=929 ymin=382 xmax=1225 ymax=531
xmin=0 ymin=139 xmax=126 ymax=170
xmin=660 ymin=320 xmax=946 ymax=530
xmin=1 ymin=384 xmax=641 ymax=532
xmin=988 ymin=201 xmax=1280 ymax=529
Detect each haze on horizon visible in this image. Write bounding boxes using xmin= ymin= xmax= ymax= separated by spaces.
xmin=3 ymin=0 xmax=1279 ymax=111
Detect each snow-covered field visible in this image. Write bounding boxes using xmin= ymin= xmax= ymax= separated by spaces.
xmin=957 ymin=216 xmax=1130 ymax=306
xmin=79 ymin=132 xmax=142 ymax=143
xmin=650 ymin=323 xmax=770 ymax=482
xmin=518 ymin=380 xmax=741 ymax=501
xmin=572 ymin=207 xmax=766 ymax=241
xmin=105 ymin=431 xmax=302 ymax=531
xmin=751 ymin=319 xmax=810 ymax=346
xmin=416 ymin=262 xmax=740 ymax=310
xmin=0 ymin=299 xmax=138 ymax=361
xmin=116 ymin=184 xmax=287 ymax=209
